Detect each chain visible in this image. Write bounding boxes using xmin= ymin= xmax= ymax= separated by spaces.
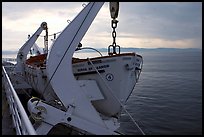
xmin=108 ymin=19 xmax=120 ymax=55
xmin=112 ymin=20 xmax=117 ymax=46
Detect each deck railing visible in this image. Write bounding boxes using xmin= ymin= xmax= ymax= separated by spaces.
xmin=2 ymin=66 xmax=37 ymax=135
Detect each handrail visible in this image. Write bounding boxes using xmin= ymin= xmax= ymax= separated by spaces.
xmin=75 ymin=47 xmax=103 ymax=57
xmin=2 ymin=66 xmax=37 ymax=135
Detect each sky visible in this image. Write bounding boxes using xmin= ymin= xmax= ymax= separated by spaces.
xmin=2 ymin=2 xmax=202 ymax=51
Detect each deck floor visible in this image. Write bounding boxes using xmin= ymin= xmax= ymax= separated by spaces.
xmin=2 ymin=88 xmax=16 ymax=135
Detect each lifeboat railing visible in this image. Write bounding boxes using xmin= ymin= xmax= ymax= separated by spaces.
xmin=2 ymin=66 xmax=37 ymax=135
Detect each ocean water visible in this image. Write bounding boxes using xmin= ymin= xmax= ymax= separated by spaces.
xmin=2 ymin=49 xmax=202 ymax=135
xmin=117 ymin=49 xmax=202 ymax=135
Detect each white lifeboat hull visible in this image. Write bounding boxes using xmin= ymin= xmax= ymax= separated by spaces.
xmin=25 ymin=52 xmax=143 ymax=116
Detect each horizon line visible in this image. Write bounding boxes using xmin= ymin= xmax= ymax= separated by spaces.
xmin=2 ymin=47 xmax=202 ymax=52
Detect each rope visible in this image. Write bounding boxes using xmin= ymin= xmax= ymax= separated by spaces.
xmin=87 ymin=58 xmax=145 ymax=135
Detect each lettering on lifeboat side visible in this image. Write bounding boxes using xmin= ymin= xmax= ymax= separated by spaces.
xmin=74 ymin=64 xmax=110 ymax=76
xmin=76 ymin=64 xmax=110 ymax=73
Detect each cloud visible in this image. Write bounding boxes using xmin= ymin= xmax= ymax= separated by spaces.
xmin=2 ymin=2 xmax=202 ymax=51
xmin=118 ymin=2 xmax=202 ymax=41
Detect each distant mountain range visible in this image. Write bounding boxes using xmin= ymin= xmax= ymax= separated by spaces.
xmin=2 ymin=50 xmax=18 ymax=55
xmin=2 ymin=47 xmax=201 ymax=54
xmin=96 ymin=47 xmax=201 ymax=53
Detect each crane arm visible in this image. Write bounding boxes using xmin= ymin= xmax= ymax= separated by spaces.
xmin=15 ymin=22 xmax=47 ymax=72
